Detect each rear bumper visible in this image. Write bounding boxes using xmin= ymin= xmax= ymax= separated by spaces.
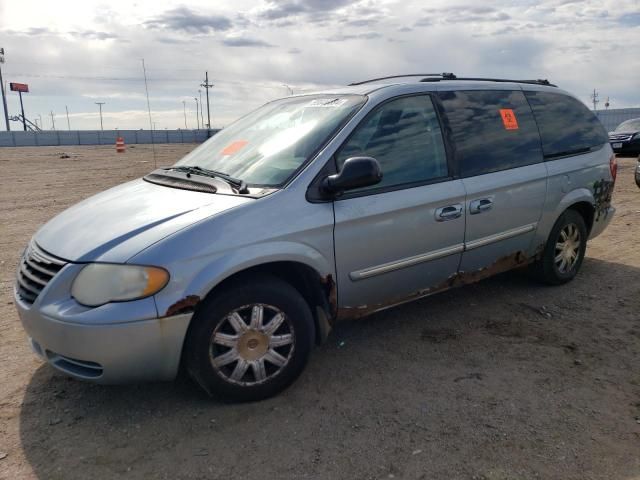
xmin=589 ymin=206 xmax=615 ymax=240
xmin=610 ymin=141 xmax=640 ymax=155
xmin=16 ymin=290 xmax=192 ymax=384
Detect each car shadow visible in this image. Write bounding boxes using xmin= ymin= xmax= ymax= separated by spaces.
xmin=19 ymin=257 xmax=640 ymax=479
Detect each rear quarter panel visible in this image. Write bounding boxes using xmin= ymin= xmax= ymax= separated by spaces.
xmin=534 ymin=144 xmax=614 ymax=248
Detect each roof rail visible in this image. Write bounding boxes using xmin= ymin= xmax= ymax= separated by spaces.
xmin=348 ymin=73 xmax=556 ymax=88
xmin=348 ymin=73 xmax=455 ymax=86
xmin=420 ymin=75 xmax=557 ymax=87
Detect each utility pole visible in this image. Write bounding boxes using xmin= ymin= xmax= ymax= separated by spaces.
xmin=95 ymin=102 xmax=105 ymax=130
xmin=38 ymin=113 xmax=43 ymax=129
xmin=65 ymin=105 xmax=71 ymax=130
xmin=590 ymin=88 xmax=599 ymax=112
xmin=0 ymin=48 xmax=9 ymax=131
xmin=194 ymin=97 xmax=200 ymax=129
xmin=50 ymin=111 xmax=56 ymax=130
xmin=200 ymin=71 xmax=213 ymax=132
xmin=198 ymin=89 xmax=204 ymax=127
xmin=182 ymin=100 xmax=187 ymax=129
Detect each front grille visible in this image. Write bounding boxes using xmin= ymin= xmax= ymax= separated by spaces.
xmin=609 ymin=133 xmax=633 ymax=142
xmin=16 ymin=243 xmax=67 ymax=305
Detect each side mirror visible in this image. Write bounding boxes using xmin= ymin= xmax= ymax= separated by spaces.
xmin=322 ymin=157 xmax=383 ymax=195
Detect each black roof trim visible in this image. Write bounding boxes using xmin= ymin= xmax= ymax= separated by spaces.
xmin=349 ymin=72 xmax=556 ymax=88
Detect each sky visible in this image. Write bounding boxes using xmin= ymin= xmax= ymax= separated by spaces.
xmin=0 ymin=0 xmax=638 ymax=131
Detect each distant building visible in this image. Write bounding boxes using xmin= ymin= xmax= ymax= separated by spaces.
xmin=595 ymin=108 xmax=640 ymax=132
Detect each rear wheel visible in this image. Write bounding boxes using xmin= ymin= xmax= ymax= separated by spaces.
xmin=184 ymin=275 xmax=314 ymax=402
xmin=531 ymin=209 xmax=587 ymax=285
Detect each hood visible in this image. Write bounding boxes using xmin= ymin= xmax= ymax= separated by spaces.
xmin=35 ymin=179 xmax=253 ymax=262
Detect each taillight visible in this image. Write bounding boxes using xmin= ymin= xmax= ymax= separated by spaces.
xmin=610 ymin=154 xmax=617 ymax=182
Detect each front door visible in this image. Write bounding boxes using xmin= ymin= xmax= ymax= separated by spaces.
xmin=332 ymin=94 xmax=466 ymax=312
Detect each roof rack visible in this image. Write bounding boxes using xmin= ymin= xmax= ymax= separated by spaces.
xmin=348 ymin=73 xmax=455 ymax=86
xmin=349 ymin=72 xmax=556 ymax=88
xmin=420 ymin=75 xmax=556 ymax=87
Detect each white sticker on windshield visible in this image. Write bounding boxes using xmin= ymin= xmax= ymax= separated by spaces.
xmin=305 ymin=98 xmax=349 ymax=108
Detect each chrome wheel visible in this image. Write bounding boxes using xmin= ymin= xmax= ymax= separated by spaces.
xmin=554 ymin=223 xmax=582 ymax=274
xmin=209 ymin=303 xmax=295 ymax=386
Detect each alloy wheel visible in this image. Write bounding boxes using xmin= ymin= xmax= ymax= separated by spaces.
xmin=209 ymin=303 xmax=295 ymax=386
xmin=554 ymin=223 xmax=582 ymax=274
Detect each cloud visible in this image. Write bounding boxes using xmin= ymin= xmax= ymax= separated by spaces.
xmin=221 ymin=37 xmax=275 ymax=47
xmin=325 ymin=31 xmax=383 ymax=41
xmin=4 ymin=27 xmax=118 ymax=41
xmin=344 ymin=18 xmax=379 ymax=27
xmin=420 ymin=5 xmax=511 ymax=24
xmin=144 ymin=7 xmax=232 ymax=33
xmin=70 ymin=31 xmax=119 ymax=40
xmin=258 ymin=0 xmax=352 ymax=20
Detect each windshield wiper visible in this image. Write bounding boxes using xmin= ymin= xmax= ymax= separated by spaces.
xmin=168 ymin=166 xmax=249 ymax=194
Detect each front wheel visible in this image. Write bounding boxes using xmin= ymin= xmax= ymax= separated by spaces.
xmin=531 ymin=209 xmax=588 ymax=285
xmin=184 ymin=275 xmax=315 ymax=402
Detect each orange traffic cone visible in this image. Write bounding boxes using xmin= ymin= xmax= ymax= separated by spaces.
xmin=116 ymin=137 xmax=126 ymax=153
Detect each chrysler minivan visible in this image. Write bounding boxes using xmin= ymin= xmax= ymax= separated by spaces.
xmin=14 ymin=73 xmax=616 ymax=401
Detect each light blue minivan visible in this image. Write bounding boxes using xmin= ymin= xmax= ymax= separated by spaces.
xmin=15 ymin=74 xmax=616 ymax=401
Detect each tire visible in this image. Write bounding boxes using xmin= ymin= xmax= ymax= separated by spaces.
xmin=531 ymin=209 xmax=588 ymax=285
xmin=184 ymin=274 xmax=315 ymax=402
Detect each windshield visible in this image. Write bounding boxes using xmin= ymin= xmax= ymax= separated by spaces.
xmin=615 ymin=119 xmax=640 ymax=132
xmin=174 ymin=95 xmax=366 ymax=186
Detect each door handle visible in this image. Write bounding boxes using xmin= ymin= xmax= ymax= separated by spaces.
xmin=469 ymin=198 xmax=494 ymax=215
xmin=435 ymin=204 xmax=463 ymax=221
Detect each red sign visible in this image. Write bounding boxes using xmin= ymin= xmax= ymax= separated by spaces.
xmin=499 ymin=108 xmax=518 ymax=130
xmin=10 ymin=83 xmax=29 ymax=93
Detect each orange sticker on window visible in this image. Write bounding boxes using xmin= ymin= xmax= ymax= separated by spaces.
xmin=499 ymin=109 xmax=519 ymax=130
xmin=221 ymin=140 xmax=248 ymax=155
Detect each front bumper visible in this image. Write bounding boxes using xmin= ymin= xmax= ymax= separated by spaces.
xmin=14 ymin=276 xmax=192 ymax=384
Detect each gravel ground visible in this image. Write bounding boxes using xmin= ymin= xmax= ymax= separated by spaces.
xmin=0 ymin=145 xmax=638 ymax=480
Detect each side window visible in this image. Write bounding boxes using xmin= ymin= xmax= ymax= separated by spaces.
xmin=336 ymin=95 xmax=448 ymax=191
xmin=524 ymin=91 xmax=608 ymax=158
xmin=439 ymin=90 xmax=543 ymax=177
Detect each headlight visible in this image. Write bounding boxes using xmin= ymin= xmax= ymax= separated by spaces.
xmin=71 ymin=264 xmax=169 ymax=307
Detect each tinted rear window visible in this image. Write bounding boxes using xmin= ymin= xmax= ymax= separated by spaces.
xmin=439 ymin=90 xmax=543 ymax=177
xmin=524 ymin=91 xmax=608 ymax=158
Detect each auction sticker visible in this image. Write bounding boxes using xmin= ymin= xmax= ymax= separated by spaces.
xmin=499 ymin=109 xmax=519 ymax=130
xmin=221 ymin=140 xmax=248 ymax=155
xmin=305 ymin=98 xmax=348 ymax=108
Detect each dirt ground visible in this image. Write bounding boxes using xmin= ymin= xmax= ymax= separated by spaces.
xmin=0 ymin=145 xmax=638 ymax=480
